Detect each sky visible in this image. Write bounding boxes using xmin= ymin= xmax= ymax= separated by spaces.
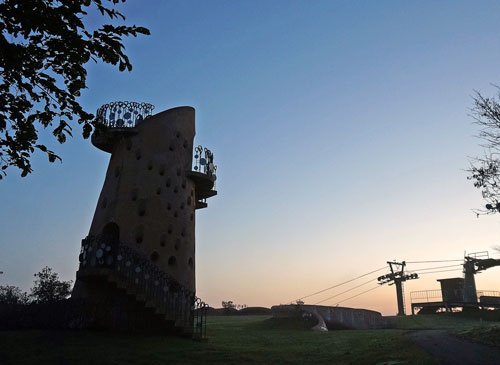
xmin=2 ymin=0 xmax=500 ymax=315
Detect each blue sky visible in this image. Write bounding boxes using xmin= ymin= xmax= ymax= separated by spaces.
xmin=2 ymin=0 xmax=500 ymax=314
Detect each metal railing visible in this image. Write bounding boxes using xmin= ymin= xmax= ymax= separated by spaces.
xmin=79 ymin=235 xmax=208 ymax=338
xmin=477 ymin=290 xmax=500 ymax=297
xmin=193 ymin=297 xmax=208 ymax=340
xmin=193 ymin=145 xmax=217 ymax=186
xmin=410 ymin=290 xmax=443 ymax=303
xmin=411 ymin=289 xmax=500 ymax=304
xmin=95 ymin=101 xmax=155 ymax=128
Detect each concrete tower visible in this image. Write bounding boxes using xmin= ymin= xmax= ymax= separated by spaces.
xmin=73 ymin=102 xmax=216 ymax=334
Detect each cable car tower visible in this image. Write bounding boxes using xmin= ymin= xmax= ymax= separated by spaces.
xmin=378 ymin=261 xmax=419 ymax=316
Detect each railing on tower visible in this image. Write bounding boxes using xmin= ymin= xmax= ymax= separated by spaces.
xmin=193 ymin=145 xmax=217 ymax=188
xmin=79 ymin=235 xmax=208 ymax=339
xmin=95 ymin=101 xmax=155 ymax=128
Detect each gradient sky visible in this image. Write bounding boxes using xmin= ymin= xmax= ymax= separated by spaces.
xmin=2 ymin=0 xmax=500 ymax=315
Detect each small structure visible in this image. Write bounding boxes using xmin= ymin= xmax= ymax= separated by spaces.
xmin=410 ymin=279 xmax=500 ymax=314
xmin=271 ymin=304 xmax=386 ymax=330
xmin=72 ymin=102 xmax=217 ymax=336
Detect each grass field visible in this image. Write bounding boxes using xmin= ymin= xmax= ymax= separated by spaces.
xmin=1 ymin=313 xmax=499 ymax=364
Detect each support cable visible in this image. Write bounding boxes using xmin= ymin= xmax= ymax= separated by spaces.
xmin=335 ymin=285 xmax=383 ymax=305
xmin=407 ymin=264 xmax=463 ymax=272
xmin=416 ymin=268 xmax=463 ymax=275
xmin=291 ymin=265 xmax=388 ymax=303
xmin=406 ymin=259 xmax=463 ymax=263
xmin=314 ymin=277 xmax=376 ymax=305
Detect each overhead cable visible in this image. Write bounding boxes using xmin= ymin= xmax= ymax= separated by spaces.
xmin=416 ymin=268 xmax=463 ymax=275
xmin=407 ymin=264 xmax=463 ymax=272
xmin=335 ymin=285 xmax=383 ymax=305
xmin=292 ymin=265 xmax=387 ymax=303
xmin=405 ymin=259 xmax=463 ymax=264
xmin=314 ymin=277 xmax=375 ymax=305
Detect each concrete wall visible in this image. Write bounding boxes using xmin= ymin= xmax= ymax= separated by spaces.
xmin=271 ymin=304 xmax=386 ymax=330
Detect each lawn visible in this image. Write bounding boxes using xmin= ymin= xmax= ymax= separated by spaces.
xmin=0 ymin=315 xmax=437 ymax=365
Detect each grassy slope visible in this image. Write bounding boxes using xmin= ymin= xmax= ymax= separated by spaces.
xmin=0 ymin=315 xmax=437 ymax=365
xmin=389 ymin=312 xmax=500 ymax=347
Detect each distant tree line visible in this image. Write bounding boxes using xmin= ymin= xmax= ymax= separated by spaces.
xmin=0 ymin=266 xmax=72 ymax=305
xmin=221 ymin=301 xmax=247 ymax=310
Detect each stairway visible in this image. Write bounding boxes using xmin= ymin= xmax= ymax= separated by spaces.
xmin=76 ymin=235 xmax=207 ymax=337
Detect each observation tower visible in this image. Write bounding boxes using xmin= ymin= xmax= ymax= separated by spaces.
xmin=72 ymin=102 xmax=217 ymax=335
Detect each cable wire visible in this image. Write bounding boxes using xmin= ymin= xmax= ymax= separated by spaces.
xmin=291 ymin=265 xmax=388 ymax=303
xmin=406 ymin=259 xmax=463 ymax=263
xmin=416 ymin=268 xmax=463 ymax=275
xmin=407 ymin=264 xmax=463 ymax=272
xmin=335 ymin=285 xmax=383 ymax=305
xmin=314 ymin=277 xmax=376 ymax=305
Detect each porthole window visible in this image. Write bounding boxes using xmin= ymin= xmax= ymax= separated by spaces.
xmin=147 ymin=162 xmax=153 ymax=170
xmin=156 ymin=187 xmax=161 ymax=195
xmin=135 ymin=150 xmax=141 ymax=160
xmin=135 ymin=226 xmax=144 ymax=244
xmin=160 ymin=234 xmax=166 ymax=247
xmin=130 ymin=189 xmax=138 ymax=201
xmin=137 ymin=200 xmax=146 ymax=217
xmin=151 ymin=251 xmax=159 ymax=262
xmin=166 ymin=178 xmax=171 ymax=188
xmin=188 ymin=257 xmax=193 ymax=268
xmin=168 ymin=256 xmax=176 ymax=266
xmin=126 ymin=139 xmax=132 ymax=151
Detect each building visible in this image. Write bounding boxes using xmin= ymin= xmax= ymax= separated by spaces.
xmin=72 ymin=102 xmax=216 ymax=335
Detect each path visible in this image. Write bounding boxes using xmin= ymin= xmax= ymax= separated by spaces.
xmin=408 ymin=330 xmax=500 ymax=365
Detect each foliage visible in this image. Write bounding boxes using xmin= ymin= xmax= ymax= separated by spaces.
xmin=222 ymin=300 xmax=236 ymax=309
xmin=30 ymin=266 xmax=72 ymax=303
xmin=467 ymin=90 xmax=500 ymax=215
xmin=0 ymin=0 xmax=150 ymax=178
xmin=0 ymin=285 xmax=30 ymax=305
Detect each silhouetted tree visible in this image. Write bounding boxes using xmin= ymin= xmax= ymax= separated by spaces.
xmin=30 ymin=267 xmax=72 ymax=303
xmin=0 ymin=0 xmax=149 ymax=178
xmin=0 ymin=285 xmax=30 ymax=305
xmin=221 ymin=300 xmax=235 ymax=309
xmin=468 ymin=90 xmax=500 ymax=215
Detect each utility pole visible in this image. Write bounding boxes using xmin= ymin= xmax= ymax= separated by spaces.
xmin=378 ymin=261 xmax=418 ymax=316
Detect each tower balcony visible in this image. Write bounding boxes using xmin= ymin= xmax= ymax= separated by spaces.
xmin=91 ymin=101 xmax=155 ymax=152
xmin=188 ymin=145 xmax=217 ymax=209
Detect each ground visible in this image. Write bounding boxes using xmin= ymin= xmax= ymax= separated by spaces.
xmin=0 ymin=314 xmax=498 ymax=364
